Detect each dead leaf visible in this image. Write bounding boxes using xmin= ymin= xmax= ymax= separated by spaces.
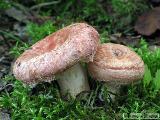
xmin=134 ymin=7 xmax=160 ymax=36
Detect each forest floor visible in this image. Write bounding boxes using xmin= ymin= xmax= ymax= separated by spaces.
xmin=0 ymin=0 xmax=160 ymax=120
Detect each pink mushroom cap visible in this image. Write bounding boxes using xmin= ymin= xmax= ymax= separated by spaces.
xmin=13 ymin=23 xmax=100 ymax=84
xmin=88 ymin=43 xmax=144 ymax=85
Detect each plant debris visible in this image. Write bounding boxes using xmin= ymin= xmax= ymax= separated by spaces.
xmin=134 ymin=7 xmax=160 ymax=36
xmin=0 ymin=111 xmax=10 ymax=120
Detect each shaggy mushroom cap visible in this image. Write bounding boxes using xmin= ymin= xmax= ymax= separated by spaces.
xmin=88 ymin=43 xmax=144 ymax=85
xmin=13 ymin=23 xmax=99 ymax=84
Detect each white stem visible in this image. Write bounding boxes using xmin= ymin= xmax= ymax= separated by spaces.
xmin=56 ymin=63 xmax=90 ymax=98
xmin=105 ymin=83 xmax=121 ymax=101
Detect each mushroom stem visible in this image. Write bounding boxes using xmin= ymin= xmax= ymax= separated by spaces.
xmin=105 ymin=83 xmax=121 ymax=101
xmin=56 ymin=63 xmax=90 ymax=98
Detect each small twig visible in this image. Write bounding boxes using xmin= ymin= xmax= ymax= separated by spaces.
xmin=30 ymin=0 xmax=61 ymax=10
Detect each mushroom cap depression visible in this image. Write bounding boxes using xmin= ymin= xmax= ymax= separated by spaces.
xmin=88 ymin=43 xmax=144 ymax=85
xmin=13 ymin=23 xmax=99 ymax=84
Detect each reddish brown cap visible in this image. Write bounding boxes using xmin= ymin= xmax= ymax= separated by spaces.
xmin=88 ymin=43 xmax=144 ymax=85
xmin=13 ymin=23 xmax=99 ymax=84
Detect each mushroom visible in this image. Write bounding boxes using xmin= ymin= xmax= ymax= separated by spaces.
xmin=13 ymin=23 xmax=100 ymax=98
xmin=88 ymin=43 xmax=144 ymax=100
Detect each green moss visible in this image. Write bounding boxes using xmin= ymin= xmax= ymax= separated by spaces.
xmin=135 ymin=39 xmax=160 ymax=75
xmin=27 ymin=21 xmax=57 ymax=43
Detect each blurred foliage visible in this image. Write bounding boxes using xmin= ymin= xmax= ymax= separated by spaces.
xmin=110 ymin=0 xmax=149 ymax=33
xmin=111 ymin=0 xmax=148 ymax=16
xmin=0 ymin=0 xmax=11 ymax=10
